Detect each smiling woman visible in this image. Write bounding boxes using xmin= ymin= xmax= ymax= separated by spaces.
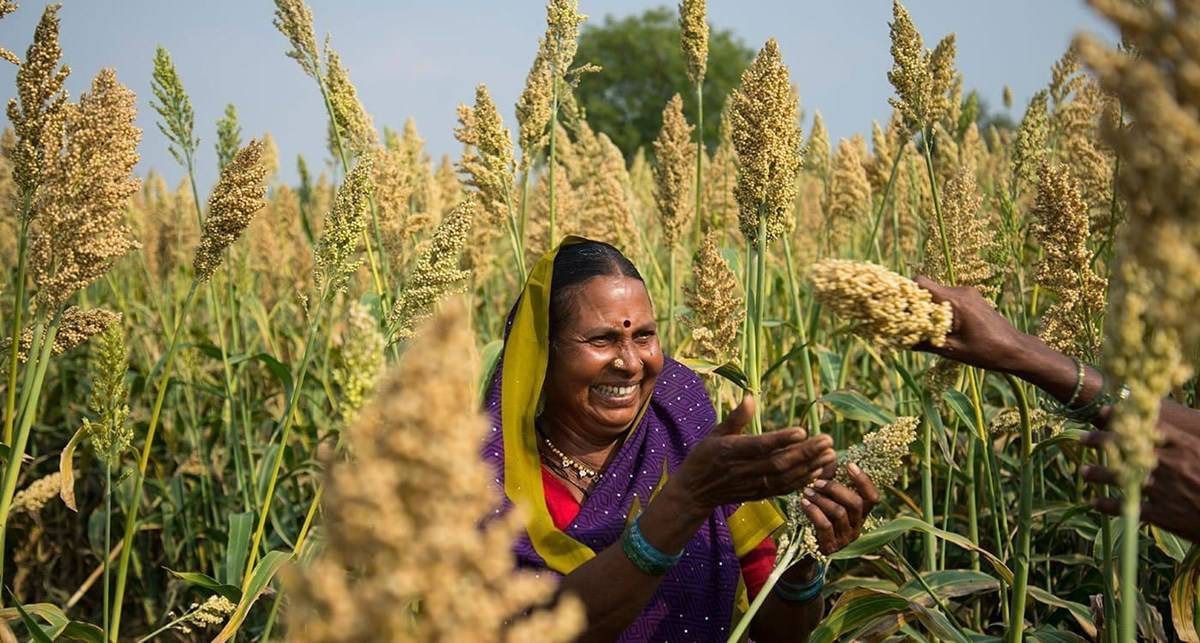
xmin=481 ymin=238 xmax=880 ymax=642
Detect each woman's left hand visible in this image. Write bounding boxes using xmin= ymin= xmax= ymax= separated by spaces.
xmin=798 ymin=462 xmax=880 ymax=555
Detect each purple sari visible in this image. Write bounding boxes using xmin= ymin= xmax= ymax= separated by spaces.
xmin=480 ymin=238 xmax=781 ymax=641
xmin=483 ymin=357 xmax=752 ymax=641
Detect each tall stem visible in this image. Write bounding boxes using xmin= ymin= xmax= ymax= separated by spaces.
xmin=1119 ymin=486 xmax=1140 ymax=641
xmin=102 ymin=460 xmax=112 ymax=639
xmin=184 ymin=159 xmax=251 ymax=512
xmin=0 ymin=311 xmax=58 ymax=597
xmin=1006 ymin=375 xmax=1033 ymax=643
xmin=666 ymin=245 xmax=677 ymax=352
xmin=863 ymin=143 xmax=907 ymax=264
xmin=782 ymin=239 xmax=820 ymax=433
xmin=109 ymin=282 xmax=200 ymax=642
xmin=726 ymin=533 xmax=802 ymax=643
xmin=921 ymin=413 xmax=936 ymax=570
xmin=2 ymin=214 xmax=29 ymax=448
xmin=312 ymin=54 xmax=391 ymax=313
xmin=750 ymin=215 xmax=768 ymax=435
xmin=693 ymin=80 xmax=704 ymax=249
xmin=1099 ymin=450 xmax=1119 ymax=643
xmin=242 ymin=287 xmax=330 ymax=587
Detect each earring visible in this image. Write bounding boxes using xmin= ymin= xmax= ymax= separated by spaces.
xmin=612 ymin=357 xmax=626 ymax=369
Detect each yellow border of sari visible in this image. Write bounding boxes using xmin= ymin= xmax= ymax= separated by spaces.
xmin=501 ymin=237 xmax=784 ymax=574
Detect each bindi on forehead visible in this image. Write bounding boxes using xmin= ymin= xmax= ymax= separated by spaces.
xmin=623 ymin=319 xmax=631 ymax=328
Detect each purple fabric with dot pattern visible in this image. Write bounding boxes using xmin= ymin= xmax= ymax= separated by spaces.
xmin=481 ymin=357 xmax=744 ymax=642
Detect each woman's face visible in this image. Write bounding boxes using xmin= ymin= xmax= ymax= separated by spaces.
xmin=542 ymin=275 xmax=664 ymax=440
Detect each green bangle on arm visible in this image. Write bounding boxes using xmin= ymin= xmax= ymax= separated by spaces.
xmin=772 ymin=562 xmax=826 ymax=603
xmin=1037 ymin=356 xmax=1131 ymax=423
xmin=621 ymin=515 xmax=684 ymax=576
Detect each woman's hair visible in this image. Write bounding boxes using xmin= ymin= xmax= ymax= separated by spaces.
xmin=549 ymin=241 xmax=644 ymax=338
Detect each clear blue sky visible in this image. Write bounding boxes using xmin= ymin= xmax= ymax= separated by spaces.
xmin=0 ymin=1 xmax=1115 ymax=191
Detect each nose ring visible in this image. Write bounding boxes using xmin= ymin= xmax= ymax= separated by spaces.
xmin=612 ymin=357 xmax=626 ymax=369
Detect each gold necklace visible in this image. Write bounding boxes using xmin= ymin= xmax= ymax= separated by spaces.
xmin=540 ymin=435 xmax=600 ymax=480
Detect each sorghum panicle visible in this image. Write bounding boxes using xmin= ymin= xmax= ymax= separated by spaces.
xmin=811 ymin=259 xmax=953 ymax=350
xmin=730 ymin=38 xmax=802 ymax=245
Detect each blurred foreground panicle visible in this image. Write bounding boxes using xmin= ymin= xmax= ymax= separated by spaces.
xmin=30 ymin=67 xmax=140 ymax=311
xmin=11 ymin=472 xmax=61 ymax=515
xmin=388 ymin=199 xmax=474 ymax=343
xmin=315 ymin=157 xmax=373 ymax=293
xmin=810 ymin=259 xmax=952 ymax=350
xmin=679 ymin=0 xmax=708 ymax=85
xmin=730 ymin=38 xmax=801 ymax=244
xmin=287 ymin=298 xmax=584 ymax=642
xmin=1077 ymin=0 xmax=1200 ymax=485
xmin=1031 ymin=163 xmax=1106 ymax=358
xmin=653 ymin=94 xmax=695 ymax=245
xmin=193 ymin=139 xmax=269 ymax=283
xmin=682 ymin=232 xmax=744 ymax=363
xmin=455 ymin=84 xmax=515 ymax=226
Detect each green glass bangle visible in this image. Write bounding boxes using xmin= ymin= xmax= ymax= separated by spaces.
xmin=773 ymin=562 xmax=826 ymax=603
xmin=621 ymin=515 xmax=683 ymax=576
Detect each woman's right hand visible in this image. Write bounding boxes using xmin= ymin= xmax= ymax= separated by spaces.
xmin=913 ymin=276 xmax=1034 ymax=374
xmin=665 ymin=395 xmax=836 ymax=520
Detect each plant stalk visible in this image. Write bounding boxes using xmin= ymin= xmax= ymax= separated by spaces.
xmin=109 ymin=281 xmax=200 ymax=641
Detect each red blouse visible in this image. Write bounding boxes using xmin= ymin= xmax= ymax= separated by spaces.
xmin=541 ymin=466 xmax=777 ymax=599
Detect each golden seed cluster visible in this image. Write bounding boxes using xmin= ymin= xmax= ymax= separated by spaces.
xmin=887 ymin=1 xmax=958 ymax=131
xmin=29 ymin=68 xmax=140 ymax=311
xmin=811 ymin=259 xmax=953 ymax=350
xmin=682 ymin=232 xmax=744 ymax=363
xmin=193 ymin=139 xmax=269 ymax=283
xmin=1031 ymin=163 xmax=1106 ymax=358
xmin=287 ymin=300 xmax=584 ymax=642
xmin=6 ymin=4 xmax=69 ymax=198
xmin=653 ymin=94 xmax=696 ymax=246
xmin=11 ymin=472 xmax=62 ymax=515
xmin=678 ymin=0 xmax=709 ymax=85
xmin=455 ymin=84 xmax=515 ymax=226
xmin=388 ymin=199 xmax=474 ymax=343
xmin=1077 ymin=0 xmax=1200 ymax=485
xmin=315 ymin=157 xmax=374 ymax=293
xmin=730 ymin=38 xmax=802 ymax=245
xmin=324 ymin=45 xmax=377 ymax=158
xmin=920 ymin=167 xmax=996 ymax=293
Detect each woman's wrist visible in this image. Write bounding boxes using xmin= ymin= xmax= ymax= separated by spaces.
xmin=781 ymin=556 xmax=821 ymax=584
xmin=634 ymin=480 xmax=710 ymax=560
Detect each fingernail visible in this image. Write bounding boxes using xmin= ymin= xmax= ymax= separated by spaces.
xmin=800 ymin=498 xmax=812 ymax=507
xmin=803 ymin=487 xmax=816 ymax=497
xmin=847 ymin=462 xmax=862 ymax=475
xmin=813 ymin=479 xmax=827 ymax=488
